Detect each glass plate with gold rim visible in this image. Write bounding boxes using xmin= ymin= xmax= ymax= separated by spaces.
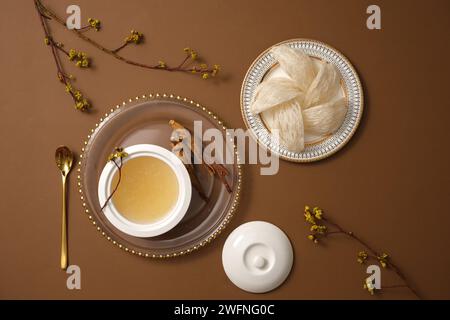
xmin=78 ymin=94 xmax=241 ymax=258
xmin=240 ymin=38 xmax=364 ymax=162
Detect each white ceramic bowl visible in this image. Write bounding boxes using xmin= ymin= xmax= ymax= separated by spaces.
xmin=98 ymin=144 xmax=191 ymax=238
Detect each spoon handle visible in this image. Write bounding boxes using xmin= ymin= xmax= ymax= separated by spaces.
xmin=61 ymin=175 xmax=68 ymax=270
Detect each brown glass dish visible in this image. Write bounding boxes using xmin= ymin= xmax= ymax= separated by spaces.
xmin=78 ymin=94 xmax=242 ymax=258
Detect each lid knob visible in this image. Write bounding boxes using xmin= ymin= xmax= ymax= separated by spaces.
xmin=253 ymin=255 xmax=266 ymax=269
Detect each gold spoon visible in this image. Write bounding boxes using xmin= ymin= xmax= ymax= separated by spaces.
xmin=55 ymin=146 xmax=74 ymax=270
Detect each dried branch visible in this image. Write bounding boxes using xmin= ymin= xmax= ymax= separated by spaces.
xmin=100 ymin=148 xmax=128 ymax=211
xmin=34 ymin=0 xmax=221 ymax=111
xmin=303 ymin=206 xmax=421 ymax=298
xmin=169 ymin=120 xmax=232 ymax=199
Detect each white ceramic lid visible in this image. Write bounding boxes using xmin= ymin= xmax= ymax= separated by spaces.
xmin=222 ymin=221 xmax=293 ymax=293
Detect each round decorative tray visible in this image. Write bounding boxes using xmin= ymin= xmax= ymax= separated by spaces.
xmin=240 ymin=38 xmax=364 ymax=162
xmin=77 ymin=93 xmax=242 ymax=258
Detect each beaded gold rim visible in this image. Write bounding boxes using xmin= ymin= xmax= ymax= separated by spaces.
xmin=77 ymin=93 xmax=242 ymax=258
xmin=240 ymin=38 xmax=364 ymax=163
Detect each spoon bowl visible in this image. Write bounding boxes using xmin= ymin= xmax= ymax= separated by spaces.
xmin=55 ymin=146 xmax=73 ymax=177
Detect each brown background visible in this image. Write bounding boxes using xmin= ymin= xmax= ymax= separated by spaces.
xmin=1 ymin=0 xmax=449 ymax=299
